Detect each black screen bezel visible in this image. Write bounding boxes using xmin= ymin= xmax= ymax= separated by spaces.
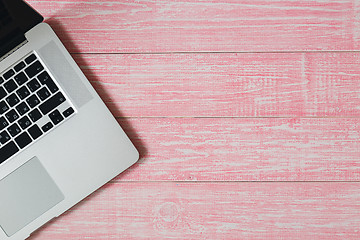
xmin=0 ymin=0 xmax=43 ymax=58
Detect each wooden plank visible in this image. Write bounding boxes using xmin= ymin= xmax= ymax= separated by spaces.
xmin=27 ymin=0 xmax=360 ymax=53
xmin=29 ymin=182 xmax=360 ymax=239
xmin=116 ymin=117 xmax=360 ymax=181
xmin=72 ymin=52 xmax=360 ymax=117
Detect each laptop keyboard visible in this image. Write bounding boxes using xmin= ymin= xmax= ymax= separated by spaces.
xmin=0 ymin=53 xmax=75 ymax=165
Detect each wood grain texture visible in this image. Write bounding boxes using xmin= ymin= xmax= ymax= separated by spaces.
xmin=18 ymin=0 xmax=360 ymax=238
xmin=26 ymin=0 xmax=360 ymax=53
xmin=73 ymin=52 xmax=360 ymax=117
xmin=117 ymin=118 xmax=360 ymax=181
xmin=29 ymin=182 xmax=360 ymax=240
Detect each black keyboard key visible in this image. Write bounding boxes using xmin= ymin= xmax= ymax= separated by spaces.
xmin=14 ymin=72 xmax=28 ymax=86
xmin=26 ymin=94 xmax=40 ymax=108
xmin=18 ymin=116 xmax=32 ymax=130
xmin=41 ymin=122 xmax=53 ymax=132
xmin=0 ymin=131 xmax=10 ymax=144
xmin=37 ymin=71 xmax=51 ymax=84
xmin=25 ymin=54 xmax=36 ymax=64
xmin=63 ymin=107 xmax=74 ymax=118
xmin=46 ymin=79 xmax=58 ymax=93
xmin=0 ymin=141 xmax=19 ymax=164
xmin=49 ymin=109 xmax=64 ymax=125
xmin=25 ymin=61 xmax=43 ymax=78
xmin=28 ymin=124 xmax=42 ymax=140
xmin=0 ymin=86 xmax=6 ymax=100
xmin=7 ymin=123 xmax=21 ymax=137
xmin=3 ymin=69 xmax=15 ymax=80
xmin=27 ymin=79 xmax=41 ymax=92
xmin=0 ymin=76 xmax=4 ymax=84
xmin=37 ymin=87 xmax=50 ymax=101
xmin=28 ymin=109 xmax=42 ymax=122
xmin=5 ymin=109 xmax=19 ymax=123
xmin=5 ymin=93 xmax=19 ymax=107
xmin=0 ymin=117 xmax=8 ymax=131
xmin=38 ymin=72 xmax=58 ymax=93
xmin=16 ymin=86 xmax=30 ymax=99
xmin=15 ymin=132 xmax=32 ymax=149
xmin=39 ymin=92 xmax=66 ymax=115
xmin=15 ymin=102 xmax=30 ymax=116
xmin=4 ymin=79 xmax=17 ymax=93
xmin=14 ymin=61 xmax=26 ymax=72
xmin=0 ymin=101 xmax=9 ymax=114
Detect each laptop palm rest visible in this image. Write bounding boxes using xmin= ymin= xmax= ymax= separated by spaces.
xmin=0 ymin=157 xmax=64 ymax=236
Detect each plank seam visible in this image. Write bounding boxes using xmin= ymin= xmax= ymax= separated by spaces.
xmin=114 ymin=116 xmax=360 ymax=119
xmin=110 ymin=180 xmax=360 ymax=183
xmin=72 ymin=50 xmax=360 ymax=55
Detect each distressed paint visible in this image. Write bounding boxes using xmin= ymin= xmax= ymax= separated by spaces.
xmin=118 ymin=118 xmax=360 ymax=181
xmin=72 ymin=52 xmax=360 ymax=117
xmin=29 ymin=182 xmax=360 ymax=239
xmin=18 ymin=0 xmax=360 ymax=238
xmin=26 ymin=0 xmax=360 ymax=53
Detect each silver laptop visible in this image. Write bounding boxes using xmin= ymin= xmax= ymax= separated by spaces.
xmin=0 ymin=1 xmax=139 ymax=239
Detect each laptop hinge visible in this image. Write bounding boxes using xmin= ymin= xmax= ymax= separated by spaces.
xmin=0 ymin=0 xmax=43 ymax=61
xmin=0 ymin=31 xmax=27 ymax=62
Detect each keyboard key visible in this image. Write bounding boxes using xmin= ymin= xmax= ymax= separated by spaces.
xmin=39 ymin=92 xmax=66 ymax=115
xmin=14 ymin=61 xmax=26 ymax=72
xmin=7 ymin=123 xmax=21 ymax=137
xmin=3 ymin=69 xmax=15 ymax=80
xmin=15 ymin=102 xmax=30 ymax=116
xmin=28 ymin=109 xmax=42 ymax=122
xmin=0 ymin=76 xmax=4 ymax=84
xmin=45 ymin=79 xmax=59 ymax=93
xmin=0 ymin=101 xmax=9 ymax=114
xmin=5 ymin=109 xmax=19 ymax=123
xmin=18 ymin=116 xmax=32 ymax=130
xmin=26 ymin=94 xmax=40 ymax=108
xmin=37 ymin=87 xmax=51 ymax=101
xmin=0 ymin=131 xmax=10 ymax=144
xmin=25 ymin=60 xmax=43 ymax=78
xmin=41 ymin=122 xmax=53 ymax=132
xmin=28 ymin=124 xmax=42 ymax=140
xmin=37 ymin=71 xmax=51 ymax=84
xmin=38 ymin=72 xmax=58 ymax=93
xmin=49 ymin=109 xmax=64 ymax=125
xmin=5 ymin=93 xmax=19 ymax=107
xmin=63 ymin=107 xmax=74 ymax=118
xmin=16 ymin=86 xmax=30 ymax=99
xmin=4 ymin=79 xmax=17 ymax=93
xmin=27 ymin=79 xmax=41 ymax=92
xmin=15 ymin=132 xmax=32 ymax=149
xmin=0 ymin=117 xmax=9 ymax=131
xmin=25 ymin=54 xmax=36 ymax=64
xmin=0 ymin=141 xmax=19 ymax=164
xmin=0 ymin=86 xmax=6 ymax=99
xmin=14 ymin=72 xmax=28 ymax=86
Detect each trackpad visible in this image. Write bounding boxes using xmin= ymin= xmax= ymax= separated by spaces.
xmin=0 ymin=157 xmax=64 ymax=236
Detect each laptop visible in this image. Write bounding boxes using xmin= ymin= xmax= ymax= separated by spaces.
xmin=0 ymin=0 xmax=139 ymax=239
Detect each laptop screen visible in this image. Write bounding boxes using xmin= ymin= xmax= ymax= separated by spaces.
xmin=0 ymin=0 xmax=43 ymax=58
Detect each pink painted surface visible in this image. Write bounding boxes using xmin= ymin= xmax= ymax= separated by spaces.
xmin=73 ymin=53 xmax=360 ymax=117
xmin=24 ymin=0 xmax=360 ymax=239
xmin=30 ymin=182 xmax=360 ymax=239
xmin=117 ymin=118 xmax=360 ymax=181
xmin=26 ymin=0 xmax=360 ymax=53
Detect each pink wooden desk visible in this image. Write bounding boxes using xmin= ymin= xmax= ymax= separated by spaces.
xmin=27 ymin=0 xmax=360 ymax=239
